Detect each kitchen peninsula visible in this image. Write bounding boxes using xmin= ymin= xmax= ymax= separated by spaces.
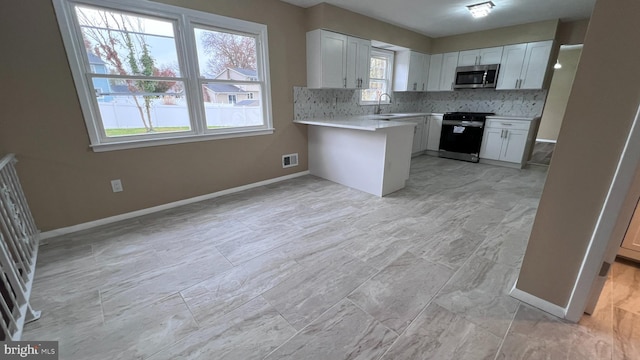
xmin=294 ymin=115 xmax=417 ymax=196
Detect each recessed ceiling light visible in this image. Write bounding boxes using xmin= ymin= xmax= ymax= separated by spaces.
xmin=467 ymin=1 xmax=495 ymax=18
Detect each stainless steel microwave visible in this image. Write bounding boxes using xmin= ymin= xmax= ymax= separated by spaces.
xmin=454 ymin=64 xmax=500 ymax=89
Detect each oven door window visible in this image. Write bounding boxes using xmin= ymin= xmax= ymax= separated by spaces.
xmin=439 ymin=123 xmax=485 ymax=155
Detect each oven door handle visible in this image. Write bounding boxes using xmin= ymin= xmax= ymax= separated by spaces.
xmin=442 ymin=120 xmax=485 ymax=127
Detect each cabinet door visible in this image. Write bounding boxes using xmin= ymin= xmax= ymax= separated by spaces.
xmin=407 ymin=52 xmax=424 ymax=91
xmin=479 ymin=128 xmax=503 ymax=160
xmin=394 ymin=51 xmax=427 ymax=92
xmin=420 ymin=54 xmax=430 ymax=92
xmin=346 ymin=37 xmax=371 ymax=89
xmin=420 ymin=117 xmax=430 ymax=151
xmin=426 ymin=115 xmax=443 ymax=151
xmin=458 ymin=49 xmax=480 ymax=66
xmin=519 ymin=40 xmax=553 ymax=90
xmin=357 ymin=39 xmax=371 ymax=89
xmin=496 ymin=43 xmax=527 ymax=90
xmin=412 ymin=120 xmax=425 ymax=154
xmin=307 ymin=30 xmax=347 ymax=88
xmin=478 ymin=46 xmax=503 ymax=65
xmin=501 ymin=129 xmax=528 ymax=163
xmin=427 ymin=53 xmax=443 ymax=91
xmin=440 ymin=52 xmax=459 ymax=91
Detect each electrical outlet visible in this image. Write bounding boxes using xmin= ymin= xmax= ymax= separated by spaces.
xmin=282 ymin=153 xmax=299 ymax=168
xmin=111 ymin=179 xmax=123 ymax=193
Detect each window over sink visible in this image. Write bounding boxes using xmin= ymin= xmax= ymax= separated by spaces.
xmin=360 ymin=48 xmax=394 ymax=105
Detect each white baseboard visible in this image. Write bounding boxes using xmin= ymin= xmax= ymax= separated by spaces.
xmin=535 ymin=138 xmax=557 ymax=143
xmin=40 ymin=170 xmax=310 ymax=241
xmin=510 ymin=283 xmax=567 ymax=320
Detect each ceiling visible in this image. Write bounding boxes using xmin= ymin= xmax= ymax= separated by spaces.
xmin=279 ymin=0 xmax=596 ymax=38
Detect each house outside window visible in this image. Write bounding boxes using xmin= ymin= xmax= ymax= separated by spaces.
xmin=360 ymin=48 xmax=394 ymax=104
xmin=52 ymin=0 xmax=273 ymax=151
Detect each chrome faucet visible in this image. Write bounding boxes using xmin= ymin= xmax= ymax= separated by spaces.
xmin=375 ymin=93 xmax=392 ymax=114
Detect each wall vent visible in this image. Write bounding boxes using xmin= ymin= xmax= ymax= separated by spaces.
xmin=282 ymin=153 xmax=299 ymax=168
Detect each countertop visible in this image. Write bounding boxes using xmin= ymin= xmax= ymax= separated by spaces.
xmin=487 ymin=115 xmax=539 ymax=121
xmin=294 ymin=116 xmax=418 ymax=132
xmin=293 ymin=113 xmax=539 ymax=131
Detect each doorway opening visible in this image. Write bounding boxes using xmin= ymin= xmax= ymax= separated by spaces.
xmin=529 ymin=44 xmax=583 ymax=166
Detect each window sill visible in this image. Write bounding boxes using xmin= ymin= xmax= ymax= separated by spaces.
xmin=90 ymin=128 xmax=275 ymax=152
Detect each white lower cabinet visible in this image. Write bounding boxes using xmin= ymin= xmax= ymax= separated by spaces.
xmin=396 ymin=117 xmax=427 ymax=155
xmin=426 ymin=114 xmax=443 ymax=151
xmin=480 ymin=118 xmax=533 ymax=167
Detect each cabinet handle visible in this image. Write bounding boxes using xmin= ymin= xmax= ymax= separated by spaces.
xmin=344 ymin=78 xmax=347 ymax=88
xmin=478 ymin=55 xmax=482 ymax=65
xmin=502 ymin=123 xmax=513 ymax=126
xmin=422 ymin=83 xmax=425 ymax=91
xmin=501 ymin=129 xmax=505 ymax=138
xmin=413 ymin=83 xmax=417 ymax=91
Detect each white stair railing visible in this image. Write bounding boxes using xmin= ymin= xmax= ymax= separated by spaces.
xmin=0 ymin=154 xmax=41 ymax=340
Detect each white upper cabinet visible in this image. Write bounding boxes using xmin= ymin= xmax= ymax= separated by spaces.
xmin=496 ymin=40 xmax=553 ymax=90
xmin=495 ymin=43 xmax=526 ymax=90
xmin=426 ymin=53 xmax=443 ymax=91
xmin=519 ymin=41 xmax=553 ymax=89
xmin=347 ymin=36 xmax=371 ymax=89
xmin=306 ymin=29 xmax=371 ymax=89
xmin=394 ymin=50 xmax=429 ymax=92
xmin=426 ymin=52 xmax=458 ymax=91
xmin=440 ymin=52 xmax=459 ymax=91
xmin=457 ymin=46 xmax=503 ymax=66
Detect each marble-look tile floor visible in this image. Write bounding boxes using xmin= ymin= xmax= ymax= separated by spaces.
xmin=529 ymin=141 xmax=555 ymax=166
xmin=22 ymin=156 xmax=640 ymax=359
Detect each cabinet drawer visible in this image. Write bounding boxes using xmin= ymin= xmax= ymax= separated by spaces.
xmin=486 ymin=119 xmax=530 ymax=130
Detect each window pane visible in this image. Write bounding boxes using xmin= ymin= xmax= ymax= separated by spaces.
xmin=361 ymin=80 xmax=387 ymax=102
xmin=194 ymin=27 xmax=258 ymax=80
xmin=202 ymin=82 xmax=263 ymax=128
xmin=76 ymin=5 xmax=180 ymax=77
xmin=94 ymin=78 xmax=190 ymax=137
xmin=370 ymin=56 xmax=387 ymax=79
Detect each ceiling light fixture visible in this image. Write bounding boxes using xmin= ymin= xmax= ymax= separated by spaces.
xmin=467 ymin=1 xmax=495 ymax=18
xmin=554 ymin=60 xmax=562 ymax=69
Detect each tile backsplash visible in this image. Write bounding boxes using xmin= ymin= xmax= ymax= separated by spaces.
xmin=293 ymin=86 xmax=547 ymax=119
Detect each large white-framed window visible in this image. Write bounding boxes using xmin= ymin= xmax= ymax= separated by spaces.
xmin=360 ymin=48 xmax=394 ymax=105
xmin=52 ymin=0 xmax=273 ymax=152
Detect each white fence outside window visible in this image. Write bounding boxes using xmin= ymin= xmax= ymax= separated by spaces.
xmin=98 ymin=102 xmax=263 ymax=129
